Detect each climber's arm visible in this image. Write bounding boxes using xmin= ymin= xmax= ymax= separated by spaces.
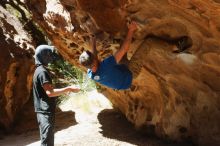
xmin=91 ymin=35 xmax=97 ymax=57
xmin=114 ymin=21 xmax=137 ymax=64
xmin=90 ymin=35 xmax=99 ymax=73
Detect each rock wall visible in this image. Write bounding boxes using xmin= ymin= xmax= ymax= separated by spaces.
xmin=0 ymin=5 xmax=35 ymax=130
xmin=11 ymin=0 xmax=220 ymax=145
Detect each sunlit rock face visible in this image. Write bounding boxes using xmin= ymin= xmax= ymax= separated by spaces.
xmin=0 ymin=5 xmax=34 ymax=131
xmin=26 ymin=0 xmax=220 ymax=145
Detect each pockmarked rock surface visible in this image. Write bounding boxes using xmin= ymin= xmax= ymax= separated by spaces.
xmin=0 ymin=5 xmax=35 ymax=131
xmin=2 ymin=0 xmax=220 ymax=145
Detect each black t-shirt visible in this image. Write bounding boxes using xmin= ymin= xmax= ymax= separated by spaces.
xmin=32 ymin=65 xmax=56 ymax=113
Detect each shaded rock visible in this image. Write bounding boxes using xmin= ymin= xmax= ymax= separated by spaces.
xmin=0 ymin=5 xmax=35 ymax=131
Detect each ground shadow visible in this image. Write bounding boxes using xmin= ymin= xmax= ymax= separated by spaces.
xmin=98 ymin=109 xmax=195 ymax=146
xmin=54 ymin=109 xmax=78 ymax=132
xmin=12 ymin=100 xmax=78 ymax=135
xmin=0 ymin=99 xmax=77 ymax=146
xmin=13 ymin=109 xmax=78 ymax=134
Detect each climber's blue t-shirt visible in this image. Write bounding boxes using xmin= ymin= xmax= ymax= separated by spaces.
xmin=87 ymin=56 xmax=132 ymax=90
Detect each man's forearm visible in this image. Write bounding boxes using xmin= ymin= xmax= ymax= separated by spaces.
xmin=43 ymin=83 xmax=80 ymax=98
xmin=46 ymin=87 xmax=70 ymax=97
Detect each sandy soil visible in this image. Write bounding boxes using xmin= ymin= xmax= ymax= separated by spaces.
xmin=0 ymin=90 xmax=194 ymax=146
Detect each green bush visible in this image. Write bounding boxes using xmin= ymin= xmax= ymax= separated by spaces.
xmin=48 ymin=59 xmax=96 ymax=104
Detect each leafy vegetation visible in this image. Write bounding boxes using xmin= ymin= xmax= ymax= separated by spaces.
xmin=48 ymin=58 xmax=96 ymax=105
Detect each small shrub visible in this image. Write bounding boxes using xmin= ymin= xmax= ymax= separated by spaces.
xmin=48 ymin=58 xmax=96 ymax=105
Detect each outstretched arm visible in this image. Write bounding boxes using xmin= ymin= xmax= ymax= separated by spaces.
xmin=43 ymin=83 xmax=80 ymax=97
xmin=90 ymin=35 xmax=99 ymax=73
xmin=90 ymin=35 xmax=98 ymax=56
xmin=114 ymin=21 xmax=137 ymax=64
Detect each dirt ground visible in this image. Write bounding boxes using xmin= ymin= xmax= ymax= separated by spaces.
xmin=0 ymin=90 xmax=195 ymax=146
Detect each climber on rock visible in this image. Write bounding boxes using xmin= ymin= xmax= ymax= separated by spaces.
xmin=79 ymin=21 xmax=137 ymax=90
